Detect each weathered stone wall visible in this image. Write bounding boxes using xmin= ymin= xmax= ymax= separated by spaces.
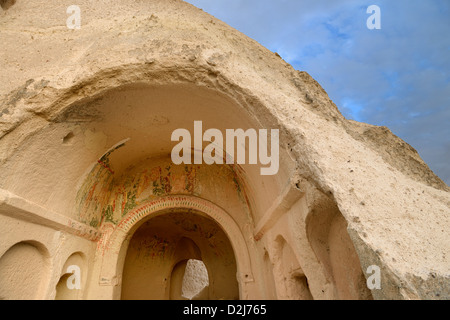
xmin=0 ymin=0 xmax=448 ymax=300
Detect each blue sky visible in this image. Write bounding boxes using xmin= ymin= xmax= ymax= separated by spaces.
xmin=184 ymin=0 xmax=450 ymax=185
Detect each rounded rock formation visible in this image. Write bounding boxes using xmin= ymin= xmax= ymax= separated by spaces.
xmin=0 ymin=0 xmax=448 ymax=300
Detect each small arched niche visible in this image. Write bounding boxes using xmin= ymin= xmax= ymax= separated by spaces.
xmin=55 ymin=252 xmax=86 ymax=300
xmin=306 ymin=190 xmax=373 ymax=300
xmin=271 ymin=236 xmax=313 ymax=300
xmin=262 ymin=250 xmax=277 ymax=300
xmin=0 ymin=241 xmax=50 ymax=300
xmin=121 ymin=210 xmax=239 ymax=300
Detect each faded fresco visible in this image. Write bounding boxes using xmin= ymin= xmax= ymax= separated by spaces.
xmin=76 ymin=153 xmax=251 ymax=229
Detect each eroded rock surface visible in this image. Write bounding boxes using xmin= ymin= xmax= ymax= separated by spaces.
xmin=0 ymin=0 xmax=448 ymax=300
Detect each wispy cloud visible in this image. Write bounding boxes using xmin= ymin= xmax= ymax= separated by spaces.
xmin=185 ymin=0 xmax=450 ymax=184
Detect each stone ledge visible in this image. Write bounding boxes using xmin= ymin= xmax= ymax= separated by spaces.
xmin=0 ymin=188 xmax=101 ymax=241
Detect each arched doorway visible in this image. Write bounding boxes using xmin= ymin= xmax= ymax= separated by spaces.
xmin=54 ymin=252 xmax=86 ymax=300
xmin=121 ymin=210 xmax=239 ymax=300
xmin=95 ymin=195 xmax=254 ymax=300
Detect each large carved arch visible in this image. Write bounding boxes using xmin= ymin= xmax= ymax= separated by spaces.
xmin=97 ymin=195 xmax=254 ymax=299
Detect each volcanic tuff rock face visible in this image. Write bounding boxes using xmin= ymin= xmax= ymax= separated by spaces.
xmin=0 ymin=0 xmax=448 ymax=300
